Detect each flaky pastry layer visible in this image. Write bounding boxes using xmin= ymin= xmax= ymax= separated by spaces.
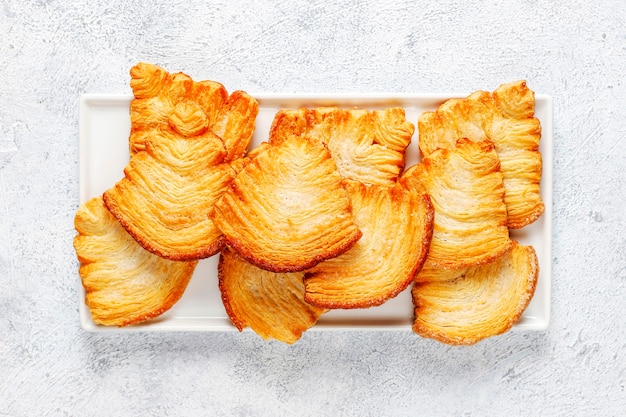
xmin=218 ymin=248 xmax=326 ymax=344
xmin=304 ymin=179 xmax=434 ymax=309
xmin=129 ymin=62 xmax=258 ymax=161
xmin=74 ymin=197 xmax=197 ymax=326
xmin=211 ymin=135 xmax=362 ymax=272
xmin=270 ymin=107 xmax=414 ymax=185
xmin=104 ymin=103 xmax=234 ymax=261
xmin=418 ymin=80 xmax=543 ymax=228
xmin=402 ymin=138 xmax=512 ymax=270
xmin=412 ymin=241 xmax=539 ymax=345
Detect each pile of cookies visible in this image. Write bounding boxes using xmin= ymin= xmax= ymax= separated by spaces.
xmin=73 ymin=63 xmax=543 ymax=345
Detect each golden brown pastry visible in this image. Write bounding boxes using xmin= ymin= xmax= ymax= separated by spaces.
xmin=401 ymin=138 xmax=512 ymax=270
xmin=218 ymin=248 xmax=326 ymax=344
xmin=74 ymin=197 xmax=197 ymax=326
xmin=128 ymin=62 xmax=258 ymax=161
xmin=103 ymin=102 xmax=234 ymax=261
xmin=269 ymin=107 xmax=414 ymax=185
xmin=418 ymin=80 xmax=543 ymax=228
xmin=414 ymin=266 xmax=467 ymax=283
xmin=210 ymin=134 xmax=362 ymax=272
xmin=412 ymin=241 xmax=539 ymax=345
xmin=303 ymin=179 xmax=434 ymax=309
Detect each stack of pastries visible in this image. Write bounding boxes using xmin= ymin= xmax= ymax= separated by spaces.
xmin=74 ymin=63 xmax=543 ymax=345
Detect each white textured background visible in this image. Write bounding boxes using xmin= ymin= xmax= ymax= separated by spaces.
xmin=1 ymin=1 xmax=625 ymax=416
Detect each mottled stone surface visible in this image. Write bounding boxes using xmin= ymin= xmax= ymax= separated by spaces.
xmin=1 ymin=1 xmax=625 ymax=415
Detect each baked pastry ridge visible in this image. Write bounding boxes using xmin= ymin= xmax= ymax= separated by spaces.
xmin=303 ymin=178 xmax=434 ymax=309
xmin=74 ymin=197 xmax=197 ymax=326
xmin=210 ymin=134 xmax=362 ymax=272
xmin=128 ymin=62 xmax=258 ymax=161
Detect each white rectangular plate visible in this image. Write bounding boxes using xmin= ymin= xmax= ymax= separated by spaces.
xmin=78 ymin=93 xmax=552 ymax=332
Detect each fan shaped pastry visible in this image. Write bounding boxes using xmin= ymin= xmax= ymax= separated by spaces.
xmin=73 ymin=197 xmax=197 ymax=326
xmin=210 ymin=135 xmax=362 ymax=272
xmin=412 ymin=241 xmax=539 ymax=345
xmin=418 ymin=80 xmax=543 ymax=228
xmin=103 ymin=101 xmax=233 ymax=261
xmin=303 ymin=179 xmax=434 ymax=309
xmin=218 ymin=248 xmax=326 ymax=344
xmin=401 ymin=138 xmax=512 ymax=270
xmin=269 ymin=107 xmax=414 ymax=185
xmin=128 ymin=62 xmax=258 ymax=161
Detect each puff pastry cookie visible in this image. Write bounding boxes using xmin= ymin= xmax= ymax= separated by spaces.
xmin=74 ymin=197 xmax=197 ymax=326
xmin=210 ymin=135 xmax=362 ymax=272
xmin=218 ymin=248 xmax=326 ymax=344
xmin=103 ymin=102 xmax=234 ymax=261
xmin=269 ymin=107 xmax=414 ymax=185
xmin=418 ymin=80 xmax=543 ymax=228
xmin=412 ymin=241 xmax=539 ymax=345
xmin=303 ymin=179 xmax=433 ymax=309
xmin=129 ymin=62 xmax=258 ymax=161
xmin=402 ymin=138 xmax=512 ymax=270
